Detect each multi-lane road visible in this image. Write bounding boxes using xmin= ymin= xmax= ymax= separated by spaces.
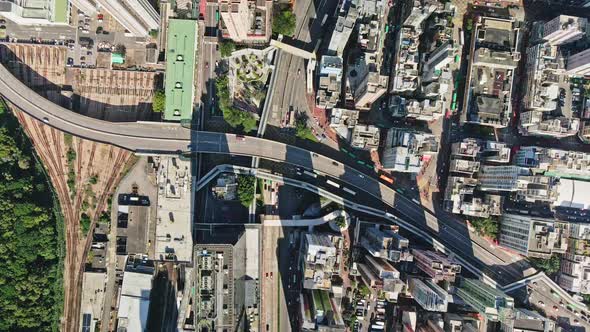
xmin=0 ymin=60 xmax=528 ymax=285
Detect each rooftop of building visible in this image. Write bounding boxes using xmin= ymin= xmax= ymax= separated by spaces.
xmin=477 ymin=16 xmax=519 ymax=51
xmin=164 ymin=19 xmax=197 ymax=121
xmin=118 ymin=267 xmax=153 ymax=332
xmin=556 ymin=178 xmax=590 ymax=210
xmin=155 ymin=157 xmax=193 ymax=262
xmin=350 ymin=124 xmax=380 ymax=150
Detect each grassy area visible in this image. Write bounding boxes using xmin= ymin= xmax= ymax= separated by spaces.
xmin=297 ymin=127 xmax=318 ymax=142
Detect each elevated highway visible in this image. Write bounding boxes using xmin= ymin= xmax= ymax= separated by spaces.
xmin=0 ymin=63 xmax=524 ymax=285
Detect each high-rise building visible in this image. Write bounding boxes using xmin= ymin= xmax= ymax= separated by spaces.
xmin=559 ymin=223 xmax=590 ymax=294
xmin=218 ymin=0 xmax=272 ymax=43
xmin=512 ymin=309 xmax=558 ymax=332
xmin=358 ymin=255 xmax=405 ymax=301
xmin=412 ymin=249 xmax=461 ymax=283
xmin=382 ymin=128 xmax=438 ymax=173
xmin=408 ymin=278 xmax=451 ymax=312
xmin=455 ymin=278 xmax=514 ymax=323
xmin=478 ymin=166 xmax=530 ymax=192
xmin=0 ymin=0 xmax=68 ymax=24
xmin=499 ymin=213 xmax=567 ymax=258
xmin=514 ymin=146 xmax=590 ymax=180
xmin=567 ymin=48 xmax=590 ymax=76
xmin=316 ymin=55 xmax=343 ymax=109
xmin=360 ymin=226 xmax=413 ymax=263
xmin=543 ymin=15 xmax=588 ymax=46
xmin=463 ymin=16 xmax=520 ymax=128
xmin=327 ymin=0 xmax=359 ymax=56
xmin=301 ymin=233 xmax=342 ymax=290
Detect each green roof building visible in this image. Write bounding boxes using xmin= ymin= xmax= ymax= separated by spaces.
xmin=111 ymin=53 xmax=125 ymax=65
xmin=164 ymin=19 xmax=198 ymax=121
xmin=52 ymin=0 xmax=68 ymax=23
xmin=456 ymin=278 xmax=514 ymax=324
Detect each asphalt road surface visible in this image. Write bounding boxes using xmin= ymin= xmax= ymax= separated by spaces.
xmin=0 ymin=61 xmax=528 ymax=286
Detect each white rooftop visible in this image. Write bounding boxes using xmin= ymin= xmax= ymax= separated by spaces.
xmin=556 ymin=179 xmax=590 ymax=210
xmin=118 ymin=271 xmax=152 ymax=332
xmin=156 ymin=157 xmax=194 ymax=262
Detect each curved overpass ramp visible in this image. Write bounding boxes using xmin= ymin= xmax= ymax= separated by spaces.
xmin=0 ymin=62 xmax=525 ymax=286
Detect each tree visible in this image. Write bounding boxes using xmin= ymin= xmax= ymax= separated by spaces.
xmin=149 ymin=29 xmax=159 ymax=39
xmin=222 ymin=107 xmax=258 ymax=132
xmin=0 ymin=102 xmax=63 ymax=331
xmin=216 ymin=74 xmax=258 ymax=132
xmin=273 ymin=9 xmax=296 ymax=37
xmin=80 ymin=213 xmax=91 ymax=234
xmin=470 ymin=217 xmax=498 ymax=239
xmin=530 ymin=254 xmax=561 ymax=278
xmin=237 ymin=175 xmax=256 ymax=207
xmin=358 ymin=283 xmax=370 ymax=298
xmin=219 ymin=40 xmax=236 ymax=57
xmin=334 ymin=216 xmax=346 ymax=228
xmin=152 ymin=90 xmax=165 ymax=113
xmin=466 ymin=18 xmax=473 ymax=31
xmin=295 ymin=113 xmax=317 ymax=141
xmin=89 ymin=174 xmax=99 ymax=185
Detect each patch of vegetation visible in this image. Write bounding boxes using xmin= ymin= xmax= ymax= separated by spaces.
xmin=273 ymin=8 xmax=296 ymax=37
xmin=66 ymin=148 xmax=76 ymax=163
xmin=89 ymin=173 xmax=99 ymax=185
xmin=0 ymin=100 xmax=63 ymax=331
xmin=63 ymin=133 xmax=73 ymax=147
xmin=216 ymin=75 xmax=258 ymax=132
xmin=295 ymin=113 xmax=317 ymax=142
xmin=152 ymin=90 xmax=165 ymax=113
xmin=470 ymin=217 xmax=498 ymax=239
xmin=466 ymin=18 xmax=473 ymax=31
xmin=98 ymin=211 xmax=110 ymax=225
xmin=149 ymin=29 xmax=159 ymax=39
xmin=220 ymin=40 xmax=236 ymax=57
xmin=530 ymin=254 xmax=561 ymax=278
xmin=65 ymin=147 xmax=76 ymax=195
xmin=81 ymin=199 xmax=90 ymax=212
xmin=358 ymin=283 xmax=370 ymax=298
xmin=334 ymin=216 xmax=346 ymax=228
xmin=80 ymin=212 xmax=91 ymax=234
xmin=237 ymin=175 xmax=256 ymax=207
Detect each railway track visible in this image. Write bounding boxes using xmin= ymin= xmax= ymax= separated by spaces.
xmin=16 ymin=111 xmax=80 ymax=331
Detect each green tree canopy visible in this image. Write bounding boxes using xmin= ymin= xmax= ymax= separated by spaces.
xmin=152 ymin=90 xmax=165 ymax=113
xmin=222 ymin=108 xmax=258 ymax=132
xmin=237 ymin=175 xmax=255 ymax=207
xmin=215 ymin=75 xmax=258 ymax=132
xmin=470 ymin=217 xmax=498 ymax=239
xmin=530 ymin=254 xmax=561 ymax=278
xmin=219 ymin=40 xmax=236 ymax=57
xmin=334 ymin=216 xmax=346 ymax=228
xmin=0 ymin=101 xmax=63 ymax=331
xmin=273 ymin=9 xmax=296 ymax=37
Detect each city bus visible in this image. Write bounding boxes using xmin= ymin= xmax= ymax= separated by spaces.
xmin=343 ymin=187 xmax=357 ymax=196
xmin=379 ymin=174 xmax=394 ymax=184
xmin=326 ymin=179 xmax=341 ymax=188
